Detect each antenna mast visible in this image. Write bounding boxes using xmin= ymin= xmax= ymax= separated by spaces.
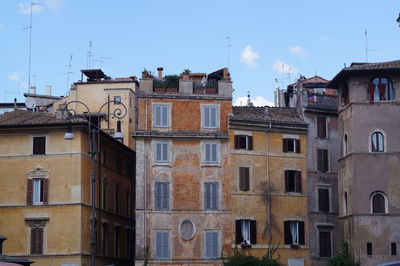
xmin=226 ymin=36 xmax=231 ymax=70
xmin=66 ymin=54 xmax=73 ymax=94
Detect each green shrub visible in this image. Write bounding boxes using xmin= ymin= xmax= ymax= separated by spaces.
xmin=328 ymin=242 xmax=360 ymax=266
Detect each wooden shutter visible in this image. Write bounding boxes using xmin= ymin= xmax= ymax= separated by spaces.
xmin=30 ymin=228 xmax=36 ymax=254
xmin=33 ymin=137 xmax=45 ymax=154
xmin=317 ymin=149 xmax=323 ymax=172
xmin=319 ymin=231 xmax=331 ymax=257
xmin=284 ymin=171 xmax=289 ymax=192
xmin=212 ymin=183 xmax=218 ymax=210
xmin=235 ymin=220 xmax=243 ymax=244
xmin=296 ymin=139 xmax=301 ymax=153
xmin=323 ymin=150 xmax=328 ymax=172
xmin=296 ymin=171 xmax=302 ymax=193
xmin=298 ymin=221 xmax=305 ymax=245
xmin=318 ymin=189 xmax=330 ymax=212
xmin=204 ymin=183 xmax=210 ymax=209
xmin=43 ymin=179 xmax=48 ymax=204
xmin=27 ymin=179 xmax=33 ymax=205
xmin=283 ymin=139 xmax=288 ymax=152
xmin=155 ymin=183 xmax=161 ymax=210
xmin=234 ymin=135 xmax=240 ymax=149
xmin=317 ymin=117 xmax=327 ymax=138
xmin=250 ymin=220 xmax=257 ymax=244
xmin=248 ymin=136 xmax=253 ymax=150
xmin=204 ymin=107 xmax=210 ymax=127
xmin=284 ymin=221 xmax=291 ymax=244
xmin=163 ymin=183 xmax=169 ymax=209
xmin=239 ymin=167 xmax=249 ymax=191
xmin=37 ymin=228 xmax=43 ymax=254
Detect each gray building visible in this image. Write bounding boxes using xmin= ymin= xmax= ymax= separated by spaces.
xmin=328 ymin=60 xmax=400 ymax=265
xmin=284 ymin=76 xmax=339 ymax=265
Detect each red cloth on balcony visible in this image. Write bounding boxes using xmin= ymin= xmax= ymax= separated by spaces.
xmin=368 ymin=84 xmax=376 ymax=103
xmin=378 ymin=84 xmax=386 ymax=100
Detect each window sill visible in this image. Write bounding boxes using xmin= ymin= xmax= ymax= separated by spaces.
xmin=152 ymin=162 xmax=172 ymax=167
xmin=202 ymin=163 xmax=221 ymax=167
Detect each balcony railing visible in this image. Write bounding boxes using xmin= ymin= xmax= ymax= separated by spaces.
xmin=193 ymin=81 xmax=218 ymax=94
xmin=307 ymin=93 xmax=338 ymax=110
xmin=153 ymin=79 xmax=179 ymax=93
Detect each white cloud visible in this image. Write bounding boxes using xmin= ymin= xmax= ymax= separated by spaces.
xmin=240 ymin=45 xmax=259 ymax=67
xmin=289 ymin=46 xmax=306 ymax=58
xmin=320 ymin=36 xmax=329 ymax=41
xmin=45 ymin=0 xmax=63 ymax=9
xmin=8 ymin=72 xmax=23 ymax=82
xmin=19 ymin=2 xmax=45 ymax=14
xmin=234 ymin=96 xmax=274 ymax=107
xmin=273 ymin=59 xmax=298 ymax=74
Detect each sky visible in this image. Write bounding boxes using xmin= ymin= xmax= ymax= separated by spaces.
xmin=1 ymin=0 xmax=400 ymax=106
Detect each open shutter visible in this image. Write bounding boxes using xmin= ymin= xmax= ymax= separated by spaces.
xmin=234 ymin=135 xmax=240 ymax=149
xmin=250 ymin=220 xmax=257 ymax=244
xmin=299 ymin=221 xmax=305 ymax=245
xmin=235 ymin=220 xmax=243 ymax=244
xmin=283 ymin=139 xmax=288 ymax=152
xmin=296 ymin=139 xmax=301 ymax=153
xmin=296 ymin=171 xmax=302 ymax=193
xmin=284 ymin=221 xmax=291 ymax=244
xmin=284 ymin=171 xmax=289 ymax=192
xmin=43 ymin=179 xmax=48 ymax=204
xmin=248 ymin=136 xmax=253 ymax=150
xmin=27 ymin=179 xmax=33 ymax=205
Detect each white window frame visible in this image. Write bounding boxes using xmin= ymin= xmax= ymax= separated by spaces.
xmin=201 ymin=104 xmax=220 ymax=129
xmin=154 ymin=231 xmax=170 ymax=259
xmin=154 ymin=182 xmax=170 ymax=210
xmin=204 ymin=182 xmax=219 ymax=211
xmin=316 ymin=185 xmax=331 ymax=213
xmin=203 ymin=142 xmax=220 ymax=165
xmin=318 ymin=228 xmax=333 ymax=258
xmin=370 ymin=191 xmax=388 ymax=214
xmin=32 ymin=135 xmax=47 ymax=155
xmin=33 ymin=178 xmax=44 ymax=205
xmin=153 ymin=141 xmax=170 ymax=164
xmin=204 ymin=231 xmax=220 ymax=259
xmin=153 ymin=103 xmax=170 ymax=128
xmin=369 ymin=130 xmax=386 ymax=152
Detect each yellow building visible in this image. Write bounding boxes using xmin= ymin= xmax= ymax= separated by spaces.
xmin=229 ymin=106 xmax=309 ymax=266
xmin=0 ymin=110 xmax=135 ymax=266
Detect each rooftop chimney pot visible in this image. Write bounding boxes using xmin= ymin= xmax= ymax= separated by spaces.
xmin=157 ymin=67 xmax=163 ymax=80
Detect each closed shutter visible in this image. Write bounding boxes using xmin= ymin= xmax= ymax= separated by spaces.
xmin=155 ymin=232 xmax=162 ymax=258
xmin=205 ymin=232 xmax=218 ymax=258
xmin=239 ymin=167 xmax=249 ymax=191
xmin=234 ymin=135 xmax=240 ymax=149
xmin=323 ymin=150 xmax=328 ymax=172
xmin=317 ymin=117 xmax=327 ymax=138
xmin=31 ymin=228 xmax=43 ymax=254
xmin=318 ymin=189 xmax=330 ymax=212
xmin=212 ymin=183 xmax=218 ymax=210
xmin=204 ymin=183 xmax=210 ymax=209
xmin=30 ymin=228 xmax=36 ymax=254
xmin=248 ymin=136 xmax=253 ymax=150
xmin=296 ymin=171 xmax=302 ymax=193
xmin=235 ymin=220 xmax=243 ymax=244
xmin=205 ymin=144 xmax=211 ymax=162
xmin=154 ymin=105 xmax=160 ymax=126
xmin=319 ymin=231 xmax=331 ymax=257
xmin=205 ymin=183 xmax=218 ymax=210
xmin=204 ymin=107 xmax=210 ymax=127
xmin=33 ymin=137 xmax=45 ymax=155
xmin=284 ymin=171 xmax=289 ymax=192
xmin=250 ymin=220 xmax=257 ymax=244
xmin=162 ymin=143 xmax=168 ymax=162
xmin=161 ymin=105 xmax=168 ymax=127
xmin=283 ymin=139 xmax=288 ymax=152
xmin=211 ymin=143 xmax=217 ymax=162
xmin=210 ymin=107 xmax=216 ymax=128
xmin=284 ymin=221 xmax=291 ymax=244
xmin=317 ymin=149 xmax=325 ymax=172
xmin=162 ymin=183 xmax=169 ymax=209
xmin=298 ymin=221 xmax=305 ymax=245
xmin=27 ymin=179 xmax=33 ymax=205
xmin=296 ymin=139 xmax=301 ymax=153
xmin=43 ymin=179 xmax=48 ymax=204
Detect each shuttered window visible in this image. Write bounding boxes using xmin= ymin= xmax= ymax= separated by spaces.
xmin=202 ymin=106 xmax=218 ymax=128
xmin=284 ymin=221 xmax=305 ymax=245
xmin=205 ymin=231 xmax=219 ymax=258
xmin=317 ymin=117 xmax=327 ymax=138
xmin=33 ymin=136 xmax=46 ymax=155
xmin=391 ymin=242 xmax=397 ymax=256
xmin=372 ymin=193 xmax=385 ymax=213
xmin=155 ymin=142 xmax=169 ymax=163
xmin=284 ymin=170 xmax=302 ymax=193
xmin=30 ymin=227 xmax=43 ymax=254
xmin=283 ymin=138 xmax=300 ymax=153
xmin=318 ymin=188 xmax=330 ymax=213
xmin=367 ymin=242 xmax=372 ymax=256
xmin=27 ymin=179 xmax=48 ymax=205
xmin=153 ymin=104 xmax=169 ymax=127
xmin=204 ymin=182 xmax=218 ymax=210
xmin=204 ymin=143 xmax=218 ymax=163
xmin=239 ymin=167 xmax=250 ymax=191
xmin=234 ymin=135 xmax=253 ymax=150
xmin=319 ymin=231 xmax=332 ymax=257
xmin=155 ymin=231 xmax=169 ymax=259
xmin=317 ymin=149 xmax=329 ymax=172
xmin=155 ymin=182 xmax=169 ymax=210
xmin=235 ymin=220 xmax=257 ymax=244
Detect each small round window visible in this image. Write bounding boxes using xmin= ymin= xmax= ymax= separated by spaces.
xmin=179 ymin=219 xmax=195 ymax=240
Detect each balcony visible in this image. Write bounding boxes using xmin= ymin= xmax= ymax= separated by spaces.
xmin=306 ymin=92 xmax=338 ymax=111
xmin=193 ymin=81 xmax=218 ymax=94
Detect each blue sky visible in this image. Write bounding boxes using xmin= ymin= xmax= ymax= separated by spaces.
xmin=1 ymin=0 xmax=400 ymax=105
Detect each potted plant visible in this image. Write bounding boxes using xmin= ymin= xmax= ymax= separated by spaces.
xmin=181 ymin=69 xmax=191 ymax=80
xmin=289 ymin=243 xmax=300 ymax=249
xmin=240 ymin=243 xmax=252 ymax=249
xmin=142 ymin=68 xmax=155 ymax=79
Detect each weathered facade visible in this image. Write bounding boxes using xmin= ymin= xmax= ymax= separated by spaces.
xmin=0 ymin=110 xmax=135 ymax=266
xmin=328 ymin=60 xmax=400 ymax=265
xmin=229 ymin=106 xmax=309 ymax=266
xmin=285 ymin=76 xmax=339 ymax=265
xmin=134 ymin=68 xmax=233 ymax=265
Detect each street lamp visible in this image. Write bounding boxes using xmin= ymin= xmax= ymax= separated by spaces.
xmin=61 ymin=100 xmax=127 ymax=266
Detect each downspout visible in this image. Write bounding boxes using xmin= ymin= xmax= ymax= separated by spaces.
xmin=266 ymin=121 xmax=272 ymax=258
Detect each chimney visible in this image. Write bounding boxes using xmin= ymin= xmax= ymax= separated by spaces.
xmin=0 ymin=236 xmax=6 ymax=255
xmin=29 ymin=86 xmax=36 ymax=94
xmin=45 ymin=85 xmax=52 ymax=95
xmin=157 ymin=67 xmax=163 ymax=80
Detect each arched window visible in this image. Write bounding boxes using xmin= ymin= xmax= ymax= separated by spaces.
xmin=343 ymin=134 xmax=348 ymax=155
xmin=371 ymin=132 xmax=384 ymax=152
xmin=368 ymin=77 xmax=394 ymax=103
xmin=344 ymin=191 xmax=348 ymax=215
xmin=371 ymin=192 xmax=387 ymax=214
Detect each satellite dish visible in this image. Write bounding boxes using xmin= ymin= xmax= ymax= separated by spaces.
xmin=25 ymin=98 xmax=37 ymax=109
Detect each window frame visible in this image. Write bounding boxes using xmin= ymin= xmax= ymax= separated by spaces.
xmin=114 ymin=183 xmax=120 ymax=214
xmin=318 ymin=229 xmax=332 ymax=258
xmin=317 ymin=148 xmax=329 ymax=172
xmin=284 ymin=170 xmax=302 ymax=193
xmin=370 ymin=131 xmax=385 ymax=152
xmin=154 ymin=182 xmax=170 ymax=211
xmin=283 ymin=138 xmax=301 ymax=153
xmin=317 ymin=116 xmax=327 ymax=139
xmin=113 ymin=95 xmax=122 ymax=104
xmin=30 ymin=227 xmax=44 ymax=255
xmin=370 ymin=191 xmax=388 ymax=214
xmin=152 ymin=103 xmax=170 ymax=128
xmin=317 ymin=187 xmax=330 ymax=213
xmin=239 ymin=167 xmax=250 ymax=191
xmin=154 ymin=231 xmax=170 ymax=259
xmin=204 ymin=182 xmax=219 ymax=211
xmin=284 ymin=220 xmax=305 ymax=245
xmin=153 ymin=141 xmax=170 ymax=164
xmin=234 ymin=135 xmax=253 ymax=150
xmin=235 ymin=219 xmax=257 ymax=245
xmin=204 ymin=231 xmax=220 ymax=259
xmin=203 ymin=142 xmax=220 ymax=165
xmin=33 ymin=136 xmax=46 ymax=155
xmin=201 ymin=104 xmax=220 ymax=129
xmin=368 ymin=77 xmax=394 ymax=103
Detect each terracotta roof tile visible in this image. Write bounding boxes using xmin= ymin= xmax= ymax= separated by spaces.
xmin=232 ymin=106 xmax=305 ymax=123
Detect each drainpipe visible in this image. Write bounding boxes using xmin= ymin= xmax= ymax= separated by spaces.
xmin=266 ymin=121 xmax=272 ymax=258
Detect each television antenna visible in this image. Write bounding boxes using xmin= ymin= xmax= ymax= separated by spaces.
xmin=87 ymin=41 xmax=97 ymax=69
xmin=61 ymin=54 xmax=73 ymax=95
xmin=23 ymin=1 xmax=44 ymax=93
xmin=93 ymin=56 xmax=112 ymax=69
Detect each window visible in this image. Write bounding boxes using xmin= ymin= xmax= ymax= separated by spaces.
xmin=368 ymin=77 xmax=394 ymax=103
xmin=204 ymin=143 xmax=219 ymax=164
xmin=367 ymin=242 xmax=372 ymax=256
xmin=284 ymin=221 xmax=305 ymax=245
xmin=371 ymin=192 xmax=386 ymax=214
xmin=318 ymin=188 xmax=330 ymax=213
xmin=344 ymin=191 xmax=348 ymax=215
xmin=102 ymin=224 xmax=108 ymax=255
xmin=342 ymin=83 xmax=349 ymax=106
xmin=202 ymin=105 xmax=219 ymax=129
xmin=283 ymin=138 xmax=300 ymax=153
xmin=343 ymin=134 xmax=348 ymax=155
xmin=154 ymin=182 xmax=169 ymax=210
xmin=115 ymin=184 xmax=120 ymax=214
xmin=235 ymin=220 xmax=256 ymax=245
xmin=371 ymin=132 xmax=384 ymax=152
xmin=27 ymin=178 xmax=48 ymax=205
xmin=285 ymin=170 xmax=302 ymax=193
xmin=180 ymin=220 xmax=195 ymax=240
xmin=153 ymin=104 xmax=169 ymax=127
xmin=30 ymin=227 xmax=43 ymax=254
xmin=154 ymin=142 xmax=169 ymax=163
xmin=317 ymin=117 xmax=327 ymax=138
xmin=239 ymin=167 xmax=250 ymax=191
xmin=155 ymin=231 xmax=170 ymax=259
xmin=114 ymin=226 xmax=120 ymax=257
xmin=317 ymin=149 xmax=329 ymax=172
xmin=204 ymin=182 xmax=218 ymax=210
xmin=205 ymin=231 xmax=219 ymax=258
xmin=33 ymin=136 xmax=46 ymax=155
xmin=391 ymin=242 xmax=397 ymax=256
xmin=234 ymin=135 xmax=253 ymax=150
xmin=319 ymin=231 xmax=332 ymax=257
xmin=114 ymin=96 xmax=121 ymax=104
